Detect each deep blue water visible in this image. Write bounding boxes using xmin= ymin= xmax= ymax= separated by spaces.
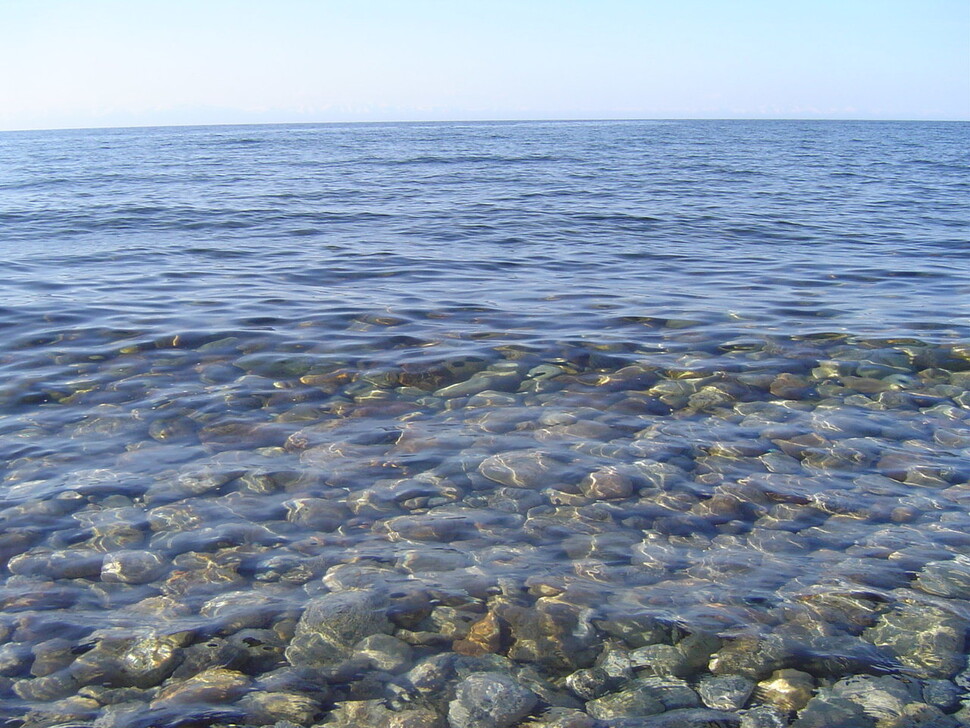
xmin=0 ymin=120 xmax=968 ymax=725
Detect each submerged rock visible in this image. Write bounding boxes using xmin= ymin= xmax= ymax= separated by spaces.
xmin=829 ymin=673 xmax=920 ymax=722
xmin=101 ymin=550 xmax=168 ymax=584
xmin=913 ymin=557 xmax=970 ymax=600
xmin=479 ymin=450 xmax=556 ymax=488
xmin=864 ymin=604 xmax=968 ymax=678
xmin=520 ymin=707 xmax=596 ymax=728
xmin=579 ymin=467 xmax=634 ymax=500
xmin=323 ymin=698 xmax=445 ymax=728
xmin=448 ymin=671 xmax=539 ymax=728
xmin=8 ymin=549 xmax=104 ymax=580
xmin=354 ymin=633 xmax=413 ymax=673
xmin=494 ymin=598 xmax=598 ymax=673
xmin=792 ymin=694 xmax=876 ymax=728
xmin=20 ymin=695 xmax=100 ymax=728
xmin=239 ymin=689 xmax=322 ymax=725
xmin=698 ymin=674 xmax=756 ymax=711
xmin=756 ymin=668 xmax=815 ymax=713
xmin=151 ymin=666 xmax=251 ymax=706
xmin=611 ymin=708 xmax=742 ymax=727
xmin=586 ymin=682 xmax=666 ymax=720
xmin=739 ymin=705 xmax=789 ymax=728
xmin=285 ymin=590 xmax=393 ymax=669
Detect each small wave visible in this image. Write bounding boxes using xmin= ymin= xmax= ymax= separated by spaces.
xmin=384 ymin=153 xmax=561 ymax=166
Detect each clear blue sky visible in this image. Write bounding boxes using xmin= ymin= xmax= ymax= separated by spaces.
xmin=1 ymin=0 xmax=967 ymax=131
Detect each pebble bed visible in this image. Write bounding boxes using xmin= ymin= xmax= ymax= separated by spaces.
xmin=0 ymin=321 xmax=969 ymax=728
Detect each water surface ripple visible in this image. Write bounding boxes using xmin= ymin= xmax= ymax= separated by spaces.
xmin=0 ymin=120 xmax=968 ymax=727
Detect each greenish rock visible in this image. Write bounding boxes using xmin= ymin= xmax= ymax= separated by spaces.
xmin=697 ymin=674 xmax=755 ymax=710
xmin=20 ymin=695 xmax=101 ymax=728
xmin=354 ymin=633 xmax=413 ymax=673
xmin=0 ymin=642 xmax=32 ymax=677
xmin=494 ymin=598 xmax=598 ymax=673
xmin=240 ymin=690 xmax=322 ymax=725
xmin=77 ymin=683 xmax=153 ymax=705
xmin=101 ymin=550 xmax=168 ymax=584
xmin=769 ymin=373 xmax=814 ymax=400
xmin=520 ymin=707 xmax=596 ymax=728
xmin=792 ymin=694 xmax=876 ymax=728
xmin=322 ymin=562 xmax=400 ymax=591
xmin=283 ymin=497 xmax=352 ymax=531
xmin=756 ymin=668 xmax=815 ymax=713
xmin=151 ymin=666 xmax=251 ymax=706
xmin=119 ymin=631 xmax=190 ymax=688
xmin=234 ymin=353 xmax=318 ymax=378
xmin=227 ymin=629 xmax=286 ymax=673
xmin=565 ymin=667 xmax=615 ymax=700
xmin=648 ymin=379 xmax=697 ymax=408
xmin=175 ymin=465 xmax=244 ymax=495
xmin=200 ymin=590 xmax=280 ymax=632
xmin=148 ymin=415 xmax=197 ymax=442
xmin=435 ymin=370 xmax=520 ymax=398
xmin=688 ymin=385 xmax=736 ymax=412
xmin=253 ymin=665 xmax=330 ymax=698
xmin=397 ymin=546 xmax=471 ymax=573
xmin=285 ymin=590 xmax=393 ymax=669
xmin=676 ymin=631 xmax=722 ymax=671
xmin=427 ymin=605 xmax=478 ymax=641
xmin=740 ymin=705 xmax=789 ymax=728
xmin=402 ymin=652 xmax=460 ymax=701
xmin=630 ymin=631 xmax=719 ymax=679
xmin=892 ymin=702 xmax=961 ymax=727
xmin=67 ymin=628 xmax=191 ymax=689
xmin=913 ymin=557 xmax=970 ymax=599
xmin=467 ymin=390 xmax=520 ymax=408
xmin=448 ymin=671 xmax=538 ymax=728
xmin=594 ymin=613 xmax=674 ymax=649
xmin=170 ymin=636 xmax=245 ymax=679
xmin=13 ymin=672 xmax=80 ymax=702
xmin=323 ymin=699 xmax=445 ymax=728
xmin=709 ymin=635 xmax=789 ymax=680
xmin=864 ymin=604 xmax=968 ymax=678
xmin=161 ymin=550 xmax=246 ymax=597
xmin=921 ymin=679 xmax=962 ymax=713
xmin=610 ymin=708 xmax=742 ymax=727
xmin=579 ymin=467 xmax=634 ymax=500
xmin=7 ymin=548 xmax=104 ymax=579
xmin=513 ymin=663 xmax=583 ymax=711
xmin=30 ymin=638 xmax=75 ymax=677
xmin=528 ymin=364 xmax=571 ymax=381
xmin=633 ymin=676 xmax=702 ymax=710
xmin=829 ymin=674 xmax=920 ymax=722
xmin=586 ymin=682 xmax=665 ymax=720
xmin=479 ymin=449 xmax=556 ymax=488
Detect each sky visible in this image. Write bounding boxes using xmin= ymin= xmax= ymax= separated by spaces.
xmin=0 ymin=0 xmax=967 ymax=131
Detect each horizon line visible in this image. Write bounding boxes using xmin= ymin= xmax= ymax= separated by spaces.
xmin=2 ymin=115 xmax=969 ymax=135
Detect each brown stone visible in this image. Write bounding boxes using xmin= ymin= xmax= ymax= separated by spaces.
xmin=453 ymin=611 xmax=503 ymax=656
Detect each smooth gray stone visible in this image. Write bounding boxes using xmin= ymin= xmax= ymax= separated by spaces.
xmin=448 ymin=671 xmax=538 ymax=728
xmin=606 ymin=708 xmax=741 ymax=727
xmin=285 ymin=590 xmax=392 ymax=669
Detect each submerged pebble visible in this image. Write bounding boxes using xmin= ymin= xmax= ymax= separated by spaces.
xmin=1 ymin=321 xmax=969 ymax=728
xmin=449 ymin=671 xmax=539 ymax=728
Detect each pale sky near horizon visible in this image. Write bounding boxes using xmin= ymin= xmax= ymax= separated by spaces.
xmin=1 ymin=0 xmax=967 ymax=132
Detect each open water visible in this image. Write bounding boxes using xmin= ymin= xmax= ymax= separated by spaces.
xmin=0 ymin=120 xmax=968 ymax=727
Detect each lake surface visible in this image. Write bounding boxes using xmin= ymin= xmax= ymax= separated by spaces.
xmin=0 ymin=120 xmax=968 ymax=727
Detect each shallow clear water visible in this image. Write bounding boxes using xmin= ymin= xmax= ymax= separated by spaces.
xmin=0 ymin=120 xmax=968 ymax=725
